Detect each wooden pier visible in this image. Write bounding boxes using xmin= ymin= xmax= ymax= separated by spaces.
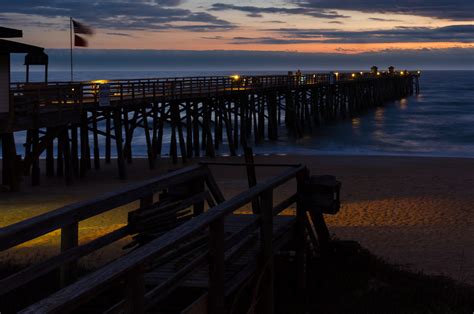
xmin=0 ymin=161 xmax=335 ymax=313
xmin=0 ymin=71 xmax=420 ymax=190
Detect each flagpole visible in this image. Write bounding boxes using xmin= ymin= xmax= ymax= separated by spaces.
xmin=70 ymin=17 xmax=73 ymax=82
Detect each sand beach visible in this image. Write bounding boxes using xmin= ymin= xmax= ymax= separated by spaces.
xmin=1 ymin=155 xmax=473 ymax=285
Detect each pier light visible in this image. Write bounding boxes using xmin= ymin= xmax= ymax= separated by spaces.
xmin=360 ymin=71 xmax=363 ymax=75
xmin=417 ymin=70 xmax=421 ymax=74
xmin=400 ymin=71 xmax=404 ymax=76
xmin=91 ymin=79 xmax=108 ymax=84
xmin=351 ymin=73 xmax=356 ymax=78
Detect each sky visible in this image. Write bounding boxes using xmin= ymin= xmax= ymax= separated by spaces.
xmin=1 ymin=0 xmax=473 ymax=70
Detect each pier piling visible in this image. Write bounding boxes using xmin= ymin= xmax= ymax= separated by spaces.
xmin=0 ymin=71 xmax=420 ymax=189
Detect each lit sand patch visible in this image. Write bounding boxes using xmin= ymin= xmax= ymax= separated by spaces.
xmin=0 ymin=223 xmax=132 ymax=269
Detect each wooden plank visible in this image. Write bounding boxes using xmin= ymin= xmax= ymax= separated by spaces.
xmin=257 ymin=190 xmax=274 ymax=314
xmin=208 ymin=217 xmax=225 ymax=314
xmin=295 ymin=167 xmax=309 ymax=290
xmin=60 ymin=222 xmax=78 ymax=287
xmin=125 ymin=265 xmax=145 ymax=314
xmin=244 ymin=147 xmax=260 ymax=214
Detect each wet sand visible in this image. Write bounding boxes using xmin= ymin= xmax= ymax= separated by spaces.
xmin=1 ymin=155 xmax=473 ymax=284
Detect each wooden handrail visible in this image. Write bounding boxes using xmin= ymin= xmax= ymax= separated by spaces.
xmin=9 ymin=72 xmax=419 ymax=113
xmin=20 ymin=164 xmax=306 ymax=314
xmin=0 ymin=164 xmax=206 ymax=251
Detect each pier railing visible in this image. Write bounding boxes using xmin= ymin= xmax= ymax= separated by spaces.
xmin=8 ymin=72 xmax=418 ymax=114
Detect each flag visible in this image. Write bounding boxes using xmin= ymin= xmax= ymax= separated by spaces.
xmin=74 ymin=35 xmax=88 ymax=47
xmin=72 ymin=19 xmax=94 ymax=47
xmin=72 ymin=19 xmax=94 ymax=35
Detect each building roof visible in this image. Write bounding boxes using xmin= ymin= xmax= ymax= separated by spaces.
xmin=0 ymin=39 xmax=44 ymax=54
xmin=0 ymin=26 xmax=23 ymax=38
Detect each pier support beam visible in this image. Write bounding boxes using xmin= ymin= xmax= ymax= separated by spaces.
xmin=1 ymin=133 xmax=20 ymax=192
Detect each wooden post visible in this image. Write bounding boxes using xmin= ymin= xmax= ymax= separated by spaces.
xmin=141 ymin=106 xmax=155 ymax=169
xmin=203 ymin=101 xmax=215 ymax=158
xmin=113 ymin=109 xmax=126 ymax=180
xmin=209 ymin=217 xmax=225 ymax=314
xmin=191 ymin=177 xmax=205 ymax=216
xmin=151 ymin=102 xmax=159 ymax=161
xmin=125 ymin=265 xmax=145 ymax=314
xmin=140 ymin=193 xmax=153 ymax=209
xmin=71 ymin=125 xmax=79 ymax=177
xmin=123 ymin=109 xmax=132 ymax=164
xmin=31 ymin=128 xmax=40 ymax=186
xmin=62 ymin=128 xmax=74 ymax=186
xmin=79 ymin=112 xmax=88 ymax=178
xmin=105 ymin=110 xmax=112 ymax=164
xmin=233 ymin=101 xmax=239 ymax=150
xmin=172 ymin=102 xmax=187 ymax=163
xmin=244 ymin=147 xmax=260 ymax=214
xmin=223 ymin=103 xmax=236 ymax=156
xmin=45 ymin=128 xmax=55 ymax=177
xmin=257 ymin=189 xmax=274 ymax=314
xmin=157 ymin=102 xmax=165 ymax=157
xmin=186 ymin=101 xmax=193 ymax=158
xmin=296 ymin=168 xmax=309 ymax=290
xmin=1 ymin=133 xmax=20 ymax=192
xmin=60 ymin=222 xmax=78 ymax=287
xmin=23 ymin=130 xmax=32 ymax=176
xmin=57 ymin=131 xmax=64 ymax=177
xmin=92 ymin=110 xmax=100 ymax=170
xmin=193 ymin=101 xmax=200 ymax=157
xmin=170 ymin=117 xmax=178 ymax=164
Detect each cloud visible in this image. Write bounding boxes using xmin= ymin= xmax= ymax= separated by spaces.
xmin=252 ymin=24 xmax=474 ymax=43
xmin=210 ymin=3 xmax=348 ymax=19
xmin=106 ymin=32 xmax=135 ymax=37
xmin=201 ymin=35 xmax=224 ymax=40
xmin=290 ymin=0 xmax=474 ymax=21
xmin=0 ymin=0 xmax=235 ymax=32
xmin=369 ymin=17 xmax=402 ymax=22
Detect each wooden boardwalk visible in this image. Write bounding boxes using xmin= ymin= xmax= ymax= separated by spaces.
xmin=0 ymin=162 xmax=332 ymax=313
xmin=0 ymin=71 xmax=420 ymax=191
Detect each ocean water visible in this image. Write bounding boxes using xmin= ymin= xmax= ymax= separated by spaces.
xmin=9 ymin=70 xmax=474 ymax=158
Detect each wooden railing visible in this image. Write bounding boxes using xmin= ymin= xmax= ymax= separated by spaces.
xmin=0 ymin=165 xmax=209 ymax=297
xmin=0 ymin=162 xmax=309 ymax=313
xmin=8 ymin=71 xmax=419 ymax=114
